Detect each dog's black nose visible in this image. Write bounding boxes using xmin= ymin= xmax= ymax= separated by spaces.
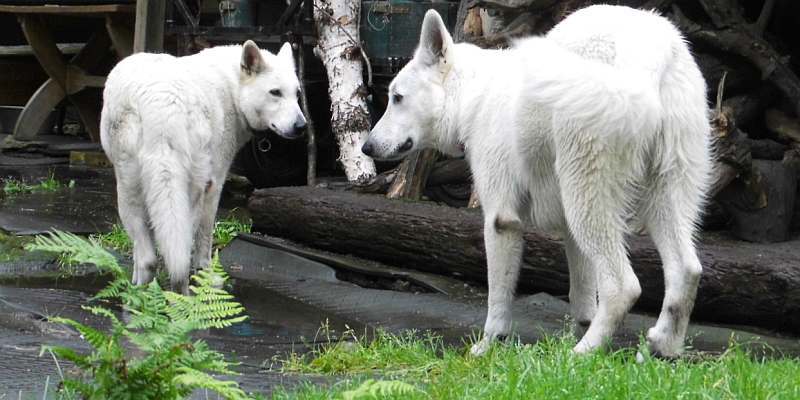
xmin=294 ymin=119 xmax=307 ymax=131
xmin=361 ymin=141 xmax=375 ymax=157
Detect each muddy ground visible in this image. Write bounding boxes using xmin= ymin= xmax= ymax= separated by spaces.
xmin=1 ymin=162 xmax=799 ymax=398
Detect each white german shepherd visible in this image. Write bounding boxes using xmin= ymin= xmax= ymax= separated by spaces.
xmin=101 ymin=41 xmax=306 ymax=293
xmin=363 ymin=5 xmax=711 ymax=357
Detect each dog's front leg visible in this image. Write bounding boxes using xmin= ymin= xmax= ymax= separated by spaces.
xmin=470 ymin=209 xmax=524 ymax=356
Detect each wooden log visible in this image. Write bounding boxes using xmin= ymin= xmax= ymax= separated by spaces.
xmin=672 ymin=2 xmax=800 ymax=118
xmin=744 ymin=138 xmax=788 ymax=161
xmin=766 ymin=109 xmax=800 ymax=144
xmin=717 ymin=159 xmax=797 ymax=243
xmin=249 ymin=186 xmax=800 ymax=333
xmin=427 ymin=158 xmax=471 ymax=186
xmin=386 ymin=149 xmax=439 ymax=200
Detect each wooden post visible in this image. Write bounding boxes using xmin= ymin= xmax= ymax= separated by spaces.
xmin=295 ymin=41 xmax=318 ymax=187
xmin=133 ymin=0 xmax=165 ymax=53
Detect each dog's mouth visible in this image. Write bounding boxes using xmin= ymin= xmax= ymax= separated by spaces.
xmin=378 ymin=138 xmax=415 ymax=161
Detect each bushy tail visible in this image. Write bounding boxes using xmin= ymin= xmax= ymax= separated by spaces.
xmin=139 ymin=117 xmax=194 ymax=292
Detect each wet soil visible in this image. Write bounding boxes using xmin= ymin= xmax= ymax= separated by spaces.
xmin=1 ymin=163 xmax=799 ymax=397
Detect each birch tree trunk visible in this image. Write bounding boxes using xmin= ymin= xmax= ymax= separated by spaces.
xmin=313 ymin=0 xmax=376 ymax=183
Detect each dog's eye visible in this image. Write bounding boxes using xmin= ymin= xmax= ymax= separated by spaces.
xmin=270 ymin=89 xmax=282 ymax=97
xmin=297 ymin=89 xmax=302 ymax=98
xmin=392 ymin=93 xmax=403 ymax=104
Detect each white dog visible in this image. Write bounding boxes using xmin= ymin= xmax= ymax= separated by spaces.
xmin=363 ymin=5 xmax=711 ymax=357
xmin=100 ymin=41 xmax=306 ymax=293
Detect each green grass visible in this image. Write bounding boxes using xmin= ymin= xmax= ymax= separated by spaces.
xmin=213 ymin=210 xmax=253 ymax=247
xmin=2 ymin=172 xmax=74 ymax=195
xmin=95 ymin=210 xmax=252 ymax=255
xmin=273 ymin=329 xmax=800 ymax=400
xmin=94 ymin=223 xmax=133 ymax=254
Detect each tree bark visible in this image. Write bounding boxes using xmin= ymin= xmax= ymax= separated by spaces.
xmin=249 ymin=187 xmax=800 ymax=333
xmin=313 ymin=0 xmax=376 ymax=183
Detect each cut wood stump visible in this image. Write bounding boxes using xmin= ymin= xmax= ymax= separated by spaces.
xmin=387 ymin=149 xmax=439 ymax=200
xmin=249 ymin=187 xmax=800 ymax=333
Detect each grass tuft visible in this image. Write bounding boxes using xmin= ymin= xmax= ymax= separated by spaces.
xmin=213 ymin=210 xmax=253 ymax=247
xmin=94 ymin=223 xmax=133 ymax=254
xmin=2 ymin=172 xmax=74 ymax=195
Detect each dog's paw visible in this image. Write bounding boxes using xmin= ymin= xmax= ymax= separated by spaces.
xmin=470 ymin=337 xmax=493 ymax=357
xmin=646 ymin=327 xmax=684 ymax=358
xmin=572 ymin=330 xmax=606 ymax=354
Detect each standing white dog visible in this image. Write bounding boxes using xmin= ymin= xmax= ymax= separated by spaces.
xmin=101 ymin=41 xmax=306 ymax=293
xmin=363 ymin=5 xmax=711 ymax=357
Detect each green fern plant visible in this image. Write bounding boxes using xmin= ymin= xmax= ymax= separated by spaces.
xmin=342 ymin=379 xmax=420 ymax=400
xmin=26 ymin=230 xmax=252 ymax=400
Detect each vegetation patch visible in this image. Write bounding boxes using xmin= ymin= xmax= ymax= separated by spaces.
xmin=2 ymin=172 xmax=75 ymax=195
xmin=213 ymin=210 xmax=253 ymax=248
xmin=273 ymin=329 xmax=800 ymax=400
xmin=94 ymin=210 xmax=252 ymax=256
xmin=26 ymin=231 xmax=253 ymax=399
xmin=0 ymin=229 xmax=35 ymax=263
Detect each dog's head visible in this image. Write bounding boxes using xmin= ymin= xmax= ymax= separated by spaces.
xmin=238 ymin=40 xmax=306 ymax=139
xmin=362 ymin=10 xmax=455 ymax=160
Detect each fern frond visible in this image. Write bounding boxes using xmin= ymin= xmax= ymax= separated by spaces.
xmin=25 ymin=230 xmax=123 ymax=276
xmin=342 ymin=379 xmax=420 ymax=400
xmin=40 ymin=345 xmax=92 ymax=370
xmin=82 ymin=305 xmax=122 ymax=326
xmin=94 ymin=278 xmax=129 ymax=300
xmin=49 ymin=317 xmax=112 ymax=350
xmin=173 ymin=368 xmax=250 ymax=400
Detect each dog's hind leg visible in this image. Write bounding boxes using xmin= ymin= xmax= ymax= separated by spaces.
xmin=191 ymin=176 xmax=223 ymax=272
xmin=640 ymin=82 xmax=709 ymax=358
xmin=470 ymin=188 xmax=525 ymax=356
xmin=556 ymin=139 xmax=642 ymax=354
xmin=114 ymin=163 xmax=157 ymax=286
xmin=564 ymin=232 xmax=598 ymax=329
xmin=639 ymin=53 xmax=710 ymax=357
xmin=142 ymin=152 xmax=193 ymax=295
xmin=641 ymin=181 xmax=703 ymax=357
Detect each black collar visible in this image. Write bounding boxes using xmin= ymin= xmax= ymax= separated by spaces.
xmin=250 ymin=128 xmax=271 ymax=139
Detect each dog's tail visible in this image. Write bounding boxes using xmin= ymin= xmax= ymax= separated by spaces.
xmin=139 ymin=114 xmax=194 ymax=293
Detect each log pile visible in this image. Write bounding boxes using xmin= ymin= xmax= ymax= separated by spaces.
xmin=249 ymin=186 xmax=800 ymax=333
xmin=361 ymin=0 xmax=800 ymax=243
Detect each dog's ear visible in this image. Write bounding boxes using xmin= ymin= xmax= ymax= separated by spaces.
xmin=241 ymin=40 xmax=266 ymax=75
xmin=416 ymin=10 xmax=453 ymax=66
xmin=277 ymin=42 xmax=294 ymax=64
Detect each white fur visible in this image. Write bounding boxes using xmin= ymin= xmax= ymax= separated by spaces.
xmin=365 ymin=5 xmax=711 ymax=357
xmin=101 ymin=41 xmax=305 ymax=293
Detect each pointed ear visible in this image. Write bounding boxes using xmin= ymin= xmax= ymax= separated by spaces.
xmin=277 ymin=42 xmax=294 ymax=62
xmin=416 ymin=10 xmax=453 ymax=66
xmin=241 ymin=40 xmax=265 ymax=75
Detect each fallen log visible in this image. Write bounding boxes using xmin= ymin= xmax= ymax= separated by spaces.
xmin=249 ymin=186 xmax=800 ymax=333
